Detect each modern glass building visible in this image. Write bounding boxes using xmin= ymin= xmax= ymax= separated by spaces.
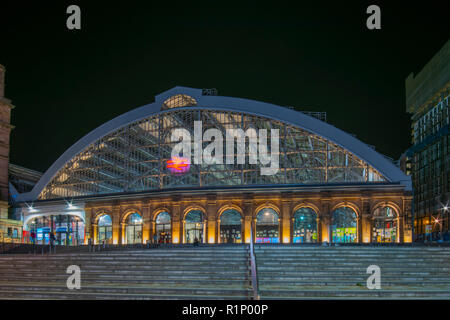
xmin=405 ymin=40 xmax=450 ymax=241
xmin=11 ymin=87 xmax=412 ymax=245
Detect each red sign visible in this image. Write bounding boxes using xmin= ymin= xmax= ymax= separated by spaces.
xmin=167 ymin=156 xmax=190 ymax=174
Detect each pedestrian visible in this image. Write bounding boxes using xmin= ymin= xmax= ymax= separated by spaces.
xmin=193 ymin=237 xmax=199 ymax=247
xmin=153 ymin=233 xmax=158 ymax=244
xmin=30 ymin=231 xmax=36 ymax=245
xmin=49 ymin=232 xmax=55 ymax=246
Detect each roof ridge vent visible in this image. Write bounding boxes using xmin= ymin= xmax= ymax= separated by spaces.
xmin=202 ymin=88 xmax=218 ymax=96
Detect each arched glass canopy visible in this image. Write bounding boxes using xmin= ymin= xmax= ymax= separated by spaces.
xmin=38 ymin=108 xmax=387 ymax=200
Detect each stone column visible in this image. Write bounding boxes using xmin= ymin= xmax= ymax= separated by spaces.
xmin=92 ymin=223 xmax=98 ymax=244
xmin=316 ymin=215 xmax=322 ymax=243
xmin=84 ymin=209 xmax=92 ymax=245
xmin=321 ymin=198 xmax=331 ymax=243
xmin=242 ymin=200 xmax=253 ymax=243
xmin=112 ymin=206 xmax=120 ymax=245
xmin=398 ymin=214 xmax=405 ymax=244
xmin=281 ymin=199 xmax=291 ymax=243
xmin=357 ymin=216 xmax=363 ymax=243
xmin=369 ymin=218 xmax=374 ymax=243
xmin=206 ymin=198 xmax=217 ymax=244
xmin=361 ymin=198 xmax=371 ymax=243
xmin=121 ymin=222 xmax=126 ymax=244
xmin=171 ymin=202 xmax=182 ymax=244
xmin=142 ymin=204 xmax=151 ymax=244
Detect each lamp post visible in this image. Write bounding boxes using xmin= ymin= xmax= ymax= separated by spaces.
xmin=438 ymin=205 xmax=448 ymax=242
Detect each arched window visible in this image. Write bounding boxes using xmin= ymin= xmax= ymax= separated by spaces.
xmin=27 ymin=215 xmax=85 ymax=246
xmin=98 ymin=214 xmax=113 ymax=244
xmin=155 ymin=212 xmax=171 ymax=243
xmin=372 ymin=206 xmax=397 ymax=243
xmin=184 ymin=210 xmax=204 ymax=244
xmin=125 ymin=213 xmax=142 ymax=244
xmin=255 ymin=208 xmax=279 ymax=243
xmin=220 ymin=209 xmax=242 ymax=244
xmin=293 ymin=207 xmax=318 ymax=243
xmin=331 ymin=207 xmax=357 ymax=243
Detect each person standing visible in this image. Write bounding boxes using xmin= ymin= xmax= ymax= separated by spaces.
xmin=49 ymin=232 xmax=55 ymax=247
xmin=30 ymin=231 xmax=36 ymax=245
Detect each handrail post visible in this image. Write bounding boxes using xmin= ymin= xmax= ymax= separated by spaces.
xmin=249 ymin=222 xmax=259 ymax=300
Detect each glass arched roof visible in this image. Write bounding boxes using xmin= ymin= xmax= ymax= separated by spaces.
xmin=15 ymin=87 xmax=411 ymax=202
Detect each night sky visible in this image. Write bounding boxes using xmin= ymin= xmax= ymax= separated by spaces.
xmin=0 ymin=1 xmax=448 ymax=173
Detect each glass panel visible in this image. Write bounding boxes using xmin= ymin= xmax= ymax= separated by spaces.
xmin=185 ymin=210 xmax=204 ymax=244
xmin=155 ymin=212 xmax=171 ymax=243
xmin=39 ymin=109 xmax=388 ymax=200
xmin=256 ymin=208 xmax=279 ymax=243
xmin=372 ymin=207 xmax=397 ymax=243
xmin=220 ymin=209 xmax=242 ymax=243
xmin=331 ymin=207 xmax=357 ymax=243
xmin=293 ymin=208 xmax=317 ymax=243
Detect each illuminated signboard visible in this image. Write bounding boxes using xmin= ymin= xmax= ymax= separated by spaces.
xmin=166 ymin=156 xmax=190 ymax=174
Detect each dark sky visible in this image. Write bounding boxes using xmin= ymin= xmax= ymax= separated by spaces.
xmin=0 ymin=1 xmax=448 ymax=173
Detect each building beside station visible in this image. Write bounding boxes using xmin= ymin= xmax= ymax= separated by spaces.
xmin=405 ymin=40 xmax=450 ymax=241
xmin=0 ymin=65 xmax=21 ymax=243
xmin=7 ymin=81 xmax=412 ymax=245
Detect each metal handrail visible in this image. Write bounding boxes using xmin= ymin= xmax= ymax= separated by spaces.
xmin=249 ymin=224 xmax=259 ymax=300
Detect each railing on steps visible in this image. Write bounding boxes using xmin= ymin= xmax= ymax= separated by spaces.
xmin=249 ymin=224 xmax=260 ymax=300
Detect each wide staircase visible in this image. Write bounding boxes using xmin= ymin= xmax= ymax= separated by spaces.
xmin=255 ymin=245 xmax=450 ymax=299
xmin=1 ymin=245 xmax=450 ymax=299
xmin=0 ymin=245 xmax=252 ymax=300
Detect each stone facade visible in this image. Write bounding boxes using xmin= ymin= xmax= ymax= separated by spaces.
xmin=84 ymin=187 xmax=412 ymax=244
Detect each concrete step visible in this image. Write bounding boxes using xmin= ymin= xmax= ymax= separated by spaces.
xmin=0 ymin=290 xmax=249 ymax=300
xmin=0 ymin=283 xmax=252 ymax=297
xmin=258 ymin=279 xmax=450 ymax=287
xmin=259 ymin=289 xmax=450 ymax=299
xmin=0 ymin=275 xmax=249 ymax=284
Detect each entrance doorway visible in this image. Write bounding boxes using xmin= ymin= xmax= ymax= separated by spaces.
xmin=184 ymin=210 xmax=204 ymax=244
xmin=220 ymin=209 xmax=242 ymax=243
xmin=331 ymin=206 xmax=357 ymax=243
xmin=125 ymin=213 xmax=142 ymax=244
xmin=98 ymin=214 xmax=113 ymax=244
xmin=255 ymin=208 xmax=279 ymax=243
xmin=155 ymin=212 xmax=171 ymax=243
xmin=372 ymin=206 xmax=397 ymax=243
xmin=293 ymin=207 xmax=318 ymax=243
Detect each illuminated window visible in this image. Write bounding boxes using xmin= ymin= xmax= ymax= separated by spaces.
xmin=163 ymin=94 xmax=197 ymax=109
xmin=255 ymin=208 xmax=279 ymax=243
xmin=293 ymin=207 xmax=317 ymax=243
xmin=185 ymin=210 xmax=204 ymax=244
xmin=220 ymin=209 xmax=242 ymax=244
xmin=331 ymin=207 xmax=357 ymax=243
xmin=155 ymin=212 xmax=171 ymax=243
